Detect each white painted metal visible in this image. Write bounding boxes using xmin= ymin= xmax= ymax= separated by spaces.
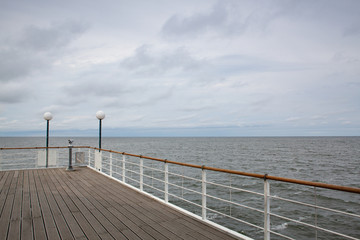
xmin=202 ymin=167 xmax=207 ymax=220
xmin=264 ymin=179 xmax=270 ymax=240
xmin=88 ymin=149 xmax=91 ymax=166
xmin=140 ymin=158 xmax=143 ymax=191
xmin=94 ymin=150 xmax=102 ymax=171
xmin=165 ymin=161 xmax=169 ymax=203
xmin=122 ymin=154 xmax=126 ymax=183
xmin=3 ymin=147 xmax=359 ymax=240
xmin=109 ymin=153 xmax=113 ymax=177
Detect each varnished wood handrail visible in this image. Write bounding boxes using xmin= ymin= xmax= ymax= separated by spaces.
xmin=90 ymin=147 xmax=360 ymax=194
xmin=2 ymin=146 xmax=360 ymax=194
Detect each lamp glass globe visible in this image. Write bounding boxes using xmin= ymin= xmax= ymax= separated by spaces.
xmin=96 ymin=111 xmax=105 ymax=120
xmin=43 ymin=112 xmax=53 ymax=121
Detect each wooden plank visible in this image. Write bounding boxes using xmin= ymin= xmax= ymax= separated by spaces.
xmin=54 ymin=168 xmax=123 ymax=239
xmin=0 ymin=171 xmax=17 ymax=239
xmin=140 ymin=225 xmax=170 ymax=240
xmin=45 ymin=169 xmax=86 ymax=239
xmin=33 ymin=217 xmax=47 ymax=240
xmin=48 ymin=169 xmax=98 ymax=239
xmin=0 ymin=171 xmax=9 ymax=193
xmin=49 ymin=169 xmax=104 ymax=239
xmin=0 ymin=168 xmax=240 ymax=240
xmin=8 ymin=170 xmax=24 ymax=239
xmin=21 ymin=170 xmax=33 ymax=239
xmin=38 ymin=169 xmax=74 ymax=240
xmin=176 ymin=217 xmax=237 ymax=240
xmin=76 ymin=169 xmax=189 ymax=240
xmin=0 ymin=171 xmax=6 ymax=182
xmin=33 ymin=169 xmax=60 ymax=240
xmin=71 ymin=168 xmax=179 ymax=240
xmin=82 ymin=168 xmax=240 ymax=240
xmin=0 ymin=171 xmax=12 ymax=215
xmin=28 ymin=170 xmax=47 ymax=240
xmin=56 ymin=169 xmax=128 ymax=239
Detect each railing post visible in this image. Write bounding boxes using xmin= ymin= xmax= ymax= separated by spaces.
xmin=109 ymin=152 xmax=113 ymax=177
xmin=122 ymin=154 xmax=126 ymax=183
xmin=202 ymin=165 xmax=207 ymax=220
xmin=140 ymin=157 xmax=143 ymax=191
xmin=264 ymin=175 xmax=270 ymax=240
xmin=88 ymin=149 xmax=91 ymax=167
xmin=165 ymin=160 xmax=168 ymax=203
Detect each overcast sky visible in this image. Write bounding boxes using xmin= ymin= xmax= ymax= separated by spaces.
xmin=1 ymin=0 xmax=360 ymax=136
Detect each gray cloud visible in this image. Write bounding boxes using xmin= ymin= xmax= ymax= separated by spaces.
xmin=120 ymin=45 xmax=205 ymax=76
xmin=0 ymin=49 xmax=34 ymax=82
xmin=0 ymin=21 xmax=88 ymax=82
xmin=66 ymin=80 xmax=127 ymax=98
xmin=0 ymin=82 xmax=31 ymax=103
xmin=17 ymin=21 xmax=88 ymax=52
xmin=160 ymin=0 xmax=284 ymax=39
xmin=161 ymin=0 xmax=360 ymax=41
xmin=1 ymin=0 xmax=359 ymax=135
xmin=0 ymin=21 xmax=88 ymax=103
xmin=343 ymin=24 xmax=360 ymax=37
xmin=161 ymin=1 xmax=228 ymax=38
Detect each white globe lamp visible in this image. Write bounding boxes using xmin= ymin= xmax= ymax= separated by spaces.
xmin=96 ymin=111 xmax=105 ymax=151
xmin=43 ymin=112 xmax=53 ymax=121
xmin=43 ymin=112 xmax=53 ymax=168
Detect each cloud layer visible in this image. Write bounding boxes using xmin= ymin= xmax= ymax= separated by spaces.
xmin=1 ymin=0 xmax=360 ymax=136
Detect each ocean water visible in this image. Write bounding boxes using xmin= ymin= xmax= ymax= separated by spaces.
xmin=1 ymin=136 xmax=359 ymax=239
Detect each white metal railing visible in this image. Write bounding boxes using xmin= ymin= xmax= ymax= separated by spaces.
xmin=0 ymin=146 xmax=89 ymax=170
xmin=87 ymin=147 xmax=360 ymax=240
xmin=1 ymin=146 xmax=359 ymax=240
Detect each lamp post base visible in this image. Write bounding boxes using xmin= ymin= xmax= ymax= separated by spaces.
xmin=66 ymin=166 xmax=75 ymax=171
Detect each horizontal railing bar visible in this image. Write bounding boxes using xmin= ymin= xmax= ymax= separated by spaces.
xmin=270 ymin=212 xmax=359 ymax=240
xmin=167 ymin=181 xmax=202 ymax=196
xmin=206 ymin=180 xmax=263 ymax=196
xmin=124 ymin=161 xmax=140 ymax=168
xmin=268 ymin=230 xmax=295 ymax=240
xmin=143 ymin=165 xmax=164 ymax=174
xmin=142 ymin=182 xmax=165 ymax=194
xmin=206 ymin=206 xmax=264 ymax=230
xmin=125 ymin=168 xmax=141 ymax=176
xmin=111 ymin=163 xmax=123 ymax=169
xmin=272 ymin=195 xmax=360 ymax=218
xmin=167 ymin=192 xmax=203 ymax=209
xmin=143 ymin=174 xmax=165 ymax=184
xmin=206 ymin=194 xmax=264 ymax=214
xmin=124 ymin=175 xmax=140 ymax=184
xmin=3 ymin=146 xmax=360 ymax=194
xmin=168 ymin=171 xmax=202 ymax=183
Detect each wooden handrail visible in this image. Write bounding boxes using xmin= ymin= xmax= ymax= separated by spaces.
xmin=92 ymin=147 xmax=360 ymax=194
xmin=2 ymin=146 xmax=360 ymax=194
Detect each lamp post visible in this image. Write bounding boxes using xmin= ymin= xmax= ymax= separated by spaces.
xmin=96 ymin=111 xmax=105 ymax=152
xmin=43 ymin=112 xmax=53 ymax=168
xmin=67 ymin=139 xmax=74 ymax=171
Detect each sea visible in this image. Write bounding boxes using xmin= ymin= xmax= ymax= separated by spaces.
xmin=1 ymin=136 xmax=359 ymax=239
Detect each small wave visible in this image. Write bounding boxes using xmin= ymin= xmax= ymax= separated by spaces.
xmin=207 ymin=212 xmax=223 ymax=220
xmin=272 ymin=222 xmax=288 ymax=231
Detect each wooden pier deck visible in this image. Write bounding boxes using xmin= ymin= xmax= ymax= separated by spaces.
xmin=0 ymin=167 xmax=240 ymax=240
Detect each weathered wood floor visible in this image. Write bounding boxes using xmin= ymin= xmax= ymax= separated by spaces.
xmin=0 ymin=167 xmax=240 ymax=239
